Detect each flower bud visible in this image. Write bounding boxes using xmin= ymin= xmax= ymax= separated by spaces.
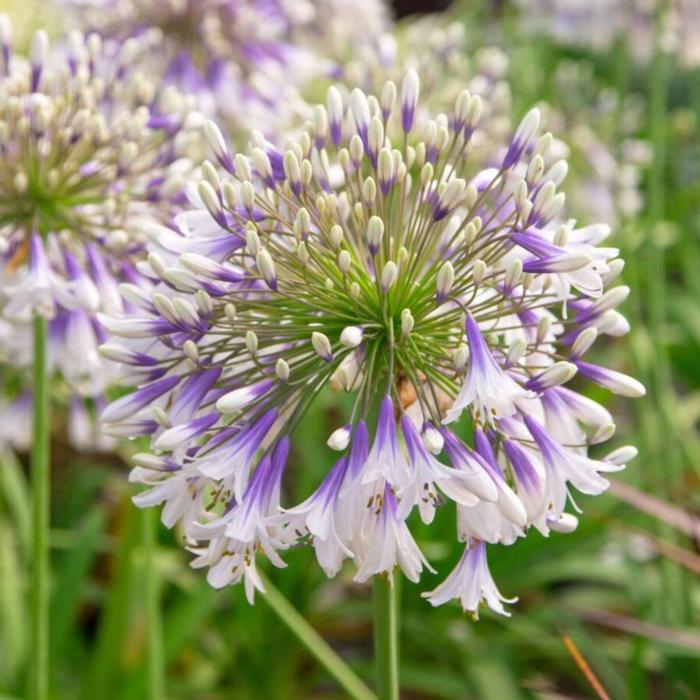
xmin=380 ymin=80 xmax=397 ymax=119
xmin=283 ymin=149 xmax=301 ymax=194
xmin=275 ymin=358 xmax=290 ymax=382
xmin=203 ymin=119 xmax=233 ymax=173
xmin=251 ymin=147 xmax=273 ymax=185
xmin=256 ymin=248 xmax=277 ymax=290
xmin=183 ymin=339 xmax=199 ymax=365
xmin=312 ymin=331 xmax=333 ymax=362
xmin=422 ymin=425 xmax=444 ymax=454
xmin=378 ymin=148 xmax=394 ymax=193
xmin=338 ymin=250 xmax=351 ymax=275
xmin=570 ymin=327 xmax=598 ymax=359
xmin=401 ymin=308 xmax=414 ymax=337
xmin=198 ymin=180 xmax=222 ymax=223
xmin=297 ymin=241 xmax=309 ymax=266
xmin=327 ymin=86 xmax=344 ymax=144
xmin=453 ymin=343 xmax=468 ymax=371
xmin=327 ymin=424 xmax=352 ymax=451
xmin=381 ymin=261 xmax=398 ymax=291
xmin=400 ymin=68 xmax=419 ymax=133
xmin=367 ymin=215 xmax=384 ymax=255
xmin=245 ymin=330 xmax=259 ymax=355
xmin=436 ymin=261 xmax=454 ymax=302
xmin=330 ymin=224 xmax=343 ymax=249
xmin=506 ymin=338 xmax=526 ymax=366
xmin=340 ymin=326 xmax=363 ymax=348
xmin=245 ymin=226 xmax=260 ymax=255
xmin=526 ymin=361 xmax=577 ymax=391
xmin=234 ymin=153 xmax=252 ymax=181
xmin=472 ymin=259 xmax=487 ymax=285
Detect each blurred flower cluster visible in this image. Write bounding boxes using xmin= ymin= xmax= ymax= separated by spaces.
xmin=0 ymin=20 xmax=200 ymax=450
xmin=515 ymin=0 xmax=700 ymax=68
xmin=63 ymin=0 xmax=390 ymax=138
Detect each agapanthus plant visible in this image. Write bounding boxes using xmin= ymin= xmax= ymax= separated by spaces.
xmin=0 ymin=20 xmax=199 ymax=429
xmin=0 ymin=20 xmax=200 ymax=696
xmin=102 ymin=70 xmax=644 ymax=617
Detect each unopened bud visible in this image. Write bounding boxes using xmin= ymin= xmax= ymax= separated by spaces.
xmin=436 ymin=261 xmax=454 ymax=302
xmin=506 ymin=338 xmax=527 ymax=366
xmin=183 ymin=339 xmax=199 ymax=365
xmin=472 ymin=259 xmax=487 ymax=285
xmin=256 ymin=248 xmax=277 ymax=290
xmin=401 ymin=308 xmax=414 ymax=337
xmin=422 ymin=425 xmax=444 ymax=454
xmin=453 ymin=343 xmax=468 ymax=372
xmin=275 ymin=358 xmax=290 ymax=382
xmin=340 ymin=326 xmax=363 ymax=348
xmin=327 ymin=424 xmax=352 ymax=451
xmin=367 ymin=215 xmax=384 ymax=255
xmin=381 ymin=261 xmax=398 ymax=291
xmin=245 ymin=226 xmax=260 ymax=255
xmin=311 ymin=331 xmax=333 ymax=362
xmin=338 ymin=250 xmax=351 ymax=275
xmin=245 ymin=330 xmax=259 ymax=355
xmin=570 ymin=327 xmax=598 ymax=359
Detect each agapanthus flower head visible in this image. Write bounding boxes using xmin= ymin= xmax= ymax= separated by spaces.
xmin=103 ymin=70 xmax=643 ymax=615
xmin=65 ymin=0 xmax=390 ymax=137
xmin=0 ymin=19 xmax=199 ymax=444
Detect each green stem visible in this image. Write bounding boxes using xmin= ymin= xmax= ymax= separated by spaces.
xmin=372 ymin=576 xmax=399 ymax=700
xmin=259 ymin=572 xmax=375 ymax=700
xmin=30 ymin=314 xmax=49 ymax=700
xmin=143 ymin=508 xmax=165 ymax=700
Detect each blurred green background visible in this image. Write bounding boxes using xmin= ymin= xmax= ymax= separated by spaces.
xmin=1 ymin=0 xmax=699 ymax=698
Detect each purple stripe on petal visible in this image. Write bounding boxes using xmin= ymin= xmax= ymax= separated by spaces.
xmin=102 ymin=375 xmax=181 ymax=423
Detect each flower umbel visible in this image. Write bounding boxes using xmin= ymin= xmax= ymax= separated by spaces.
xmin=0 ymin=23 xmax=198 ymax=391
xmin=103 ymin=71 xmax=643 ymax=614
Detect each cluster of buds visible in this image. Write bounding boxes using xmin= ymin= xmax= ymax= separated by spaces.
xmin=0 ymin=19 xmax=199 ymax=438
xmin=101 ymin=70 xmax=643 ymax=615
xmin=331 ymin=15 xmax=513 ymax=171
